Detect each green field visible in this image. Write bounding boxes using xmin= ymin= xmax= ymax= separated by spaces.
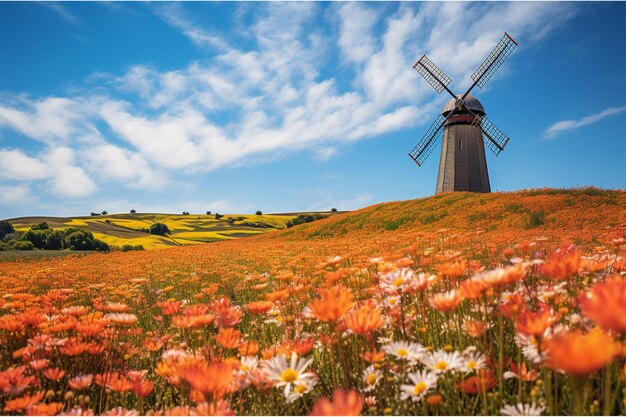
xmin=4 ymin=212 xmax=335 ymax=250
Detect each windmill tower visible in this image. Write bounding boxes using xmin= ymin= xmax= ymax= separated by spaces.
xmin=409 ymin=33 xmax=518 ymax=193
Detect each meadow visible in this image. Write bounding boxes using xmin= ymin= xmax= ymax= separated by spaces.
xmin=0 ymin=188 xmax=625 ymax=416
xmin=6 ymin=212 xmax=309 ymax=250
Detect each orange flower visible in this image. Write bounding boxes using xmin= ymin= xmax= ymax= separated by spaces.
xmin=4 ymin=391 xmax=45 ymax=412
xmin=578 ymin=275 xmax=626 ymax=333
xmin=429 ymin=290 xmax=463 ymax=312
xmin=131 ymin=379 xmax=154 ymax=398
xmin=505 ymin=362 xmax=538 ymax=381
xmin=178 ymin=361 xmax=234 ymax=398
xmin=238 ymin=341 xmax=259 ymax=356
xmin=515 ymin=304 xmax=554 ymax=336
xmin=457 ymin=369 xmax=497 ymax=394
xmin=246 ymin=301 xmax=274 ymax=315
xmin=361 ymin=351 xmax=385 ymax=363
xmin=500 ymin=293 xmax=525 ymax=319
xmin=309 ymin=286 xmax=354 ymax=322
xmin=68 ymin=374 xmax=93 ymax=390
xmin=540 ymin=250 xmax=583 ymax=280
xmin=345 ymin=305 xmax=384 ymax=335
xmin=106 ymin=313 xmax=138 ymax=326
xmin=464 ymin=320 xmax=489 ymax=338
xmin=459 ymin=278 xmax=489 ymax=300
xmin=42 ymin=367 xmax=65 ymax=381
xmin=142 ymin=337 xmax=164 ymax=351
xmin=309 ymin=389 xmax=363 ymax=416
xmin=216 ymin=328 xmax=243 ymax=349
xmin=427 ymin=394 xmax=443 ymax=407
xmin=544 ymin=328 xmax=620 ymax=375
xmin=157 ymin=300 xmax=181 ymax=315
xmin=25 ymin=402 xmax=63 ymax=416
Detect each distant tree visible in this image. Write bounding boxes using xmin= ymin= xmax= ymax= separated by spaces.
xmin=30 ymin=222 xmax=49 ymax=231
xmin=11 ymin=241 xmax=34 ymax=251
xmin=130 ymin=209 xmax=136 ymax=214
xmin=331 ymin=208 xmax=338 ymax=212
xmin=226 ymin=217 xmax=235 ymax=225
xmin=215 ymin=213 xmax=223 ymax=220
xmin=101 ymin=211 xmax=108 ymax=215
xmin=0 ymin=221 xmax=14 ymax=240
xmin=182 ymin=211 xmax=190 ymax=215
xmin=255 ymin=210 xmax=263 ymax=215
xmin=90 ymin=212 xmax=100 ymax=216
xmin=149 ymin=222 xmax=171 ymax=236
xmin=206 ymin=211 xmax=212 ymax=215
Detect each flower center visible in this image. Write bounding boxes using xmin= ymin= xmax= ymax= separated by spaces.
xmin=241 ymin=365 xmax=249 ymax=372
xmin=467 ymin=360 xmax=477 ymax=369
xmin=396 ymin=348 xmax=409 ymax=357
xmin=280 ymin=368 xmax=299 ymax=383
xmin=366 ymin=373 xmax=377 ymax=385
xmin=294 ymin=384 xmax=308 ymax=394
xmin=435 ymin=361 xmax=448 ymax=370
xmin=413 ymin=381 xmax=427 ymax=395
xmin=393 ymin=278 xmax=404 ymax=287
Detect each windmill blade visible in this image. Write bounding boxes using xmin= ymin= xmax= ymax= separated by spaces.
xmin=413 ymin=55 xmax=457 ymax=99
xmin=409 ymin=114 xmax=446 ymax=166
xmin=463 ymin=33 xmax=518 ymax=98
xmin=473 ymin=115 xmax=510 ymax=156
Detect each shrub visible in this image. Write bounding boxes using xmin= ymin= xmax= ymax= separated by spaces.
xmin=331 ymin=208 xmax=338 ymax=212
xmin=215 ymin=213 xmax=223 ymax=220
xmin=182 ymin=211 xmax=190 ymax=215
xmin=206 ymin=211 xmax=212 ymax=215
xmin=101 ymin=211 xmax=108 ymax=215
xmin=526 ymin=210 xmax=546 ymax=229
xmin=130 ymin=209 xmax=136 ymax=214
xmin=0 ymin=242 xmax=8 ymax=251
xmin=133 ymin=245 xmax=145 ymax=251
xmin=121 ymin=244 xmax=134 ymax=252
xmin=11 ymin=241 xmax=34 ymax=250
xmin=149 ymin=223 xmax=171 ymax=236
xmin=256 ymin=210 xmax=262 ymax=215
xmin=0 ymin=221 xmax=15 ymax=240
xmin=90 ymin=212 xmax=101 ymax=216
xmin=30 ymin=222 xmax=49 ymax=230
xmin=286 ymin=214 xmax=328 ymax=228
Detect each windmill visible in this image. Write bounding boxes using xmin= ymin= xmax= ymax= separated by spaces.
xmin=409 ymin=33 xmax=518 ymax=193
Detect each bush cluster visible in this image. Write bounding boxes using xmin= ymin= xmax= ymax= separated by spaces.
xmin=286 ymin=214 xmax=328 ymax=228
xmin=0 ymin=222 xmax=110 ymax=251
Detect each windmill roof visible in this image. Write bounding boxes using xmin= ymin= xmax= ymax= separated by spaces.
xmin=442 ymin=94 xmax=485 ymax=115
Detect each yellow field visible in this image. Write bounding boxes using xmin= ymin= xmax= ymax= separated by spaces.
xmin=6 ymin=212 xmax=331 ymax=250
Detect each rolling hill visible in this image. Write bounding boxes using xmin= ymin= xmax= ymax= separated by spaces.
xmin=3 ymin=212 xmax=334 ymax=250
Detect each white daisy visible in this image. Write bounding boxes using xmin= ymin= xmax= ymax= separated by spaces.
xmin=361 ymin=365 xmax=382 ymax=392
xmin=383 ymin=341 xmax=426 ymax=363
xmin=460 ymin=349 xmax=487 ymax=373
xmin=380 ymin=268 xmax=415 ymax=294
xmin=262 ymin=353 xmax=316 ymax=398
xmin=400 ymin=370 xmax=439 ymax=401
xmin=500 ymin=402 xmax=546 ymax=416
xmin=285 ymin=378 xmax=317 ymax=404
xmin=420 ymin=350 xmax=462 ymax=373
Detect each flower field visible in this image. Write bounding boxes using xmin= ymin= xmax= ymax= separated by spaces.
xmin=0 ymin=189 xmax=625 ymax=416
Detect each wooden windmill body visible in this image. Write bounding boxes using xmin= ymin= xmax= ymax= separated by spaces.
xmin=409 ymin=33 xmax=517 ymax=194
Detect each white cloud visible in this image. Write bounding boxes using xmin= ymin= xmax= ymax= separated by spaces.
xmin=315 ymin=147 xmax=338 ymax=162
xmin=0 ymin=97 xmax=82 ymax=144
xmin=0 ymin=184 xmax=33 ymax=207
xmin=40 ymin=3 xmax=81 ymax=25
xmin=545 ymin=106 xmax=626 ymax=138
xmin=0 ymin=149 xmax=49 ymax=180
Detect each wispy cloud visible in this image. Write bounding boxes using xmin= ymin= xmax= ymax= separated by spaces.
xmin=0 ymin=2 xmax=579 ymax=204
xmin=40 ymin=2 xmax=81 ymax=25
xmin=545 ymin=106 xmax=626 ymax=138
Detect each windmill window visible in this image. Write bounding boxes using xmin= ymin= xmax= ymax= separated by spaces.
xmin=459 ymin=139 xmax=463 ymax=151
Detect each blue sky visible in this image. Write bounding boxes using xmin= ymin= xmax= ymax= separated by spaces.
xmin=0 ymin=2 xmax=625 ymax=218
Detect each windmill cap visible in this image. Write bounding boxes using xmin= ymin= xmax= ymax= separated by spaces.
xmin=442 ymin=94 xmax=485 ymax=115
